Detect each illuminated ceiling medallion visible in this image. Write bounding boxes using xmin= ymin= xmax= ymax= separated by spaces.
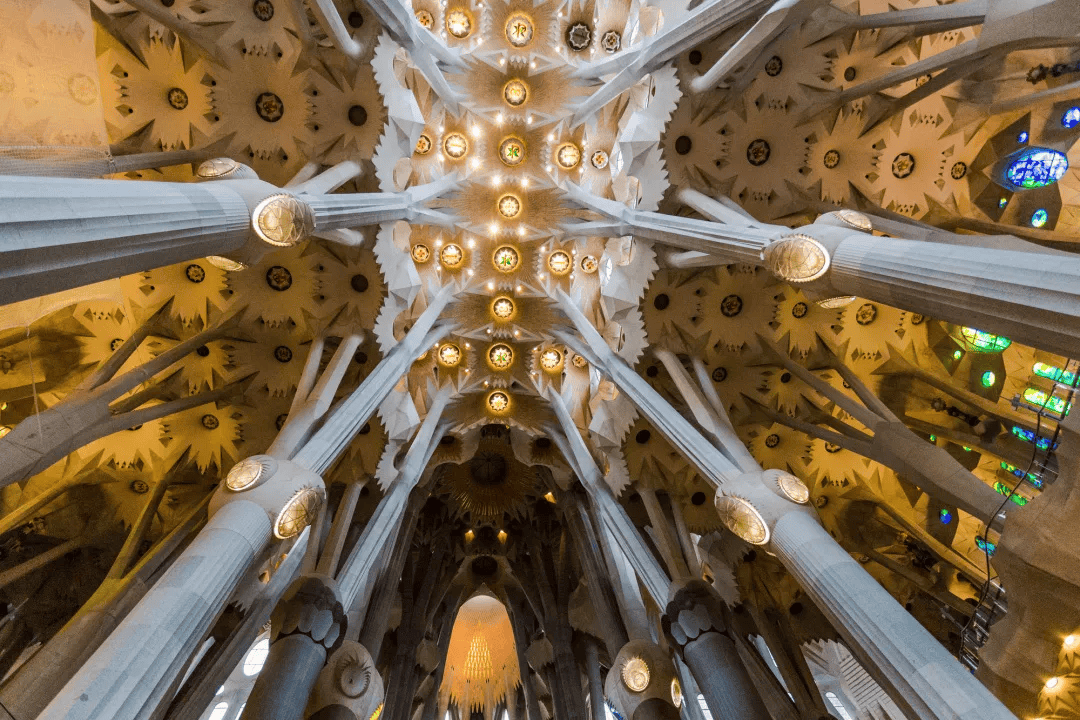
xmin=503 ymin=80 xmax=528 ymax=107
xmin=438 ymin=343 xmax=462 ymax=367
xmin=440 ymin=243 xmax=464 ymax=268
xmin=446 ymin=9 xmax=472 ymax=37
xmin=571 ymin=353 xmax=588 ymax=368
xmin=556 ymin=143 xmax=582 ymax=170
xmin=600 ymin=30 xmax=621 ymax=53
xmin=715 ymin=494 xmax=769 ymax=545
xmin=253 ymin=194 xmax=315 ymax=247
xmin=412 ymin=244 xmax=431 ymax=263
xmin=816 ymin=296 xmax=856 ymax=308
xmin=488 ymin=390 xmax=511 ymax=413
xmin=415 ymin=134 xmax=432 ymax=155
xmin=444 ymin=132 xmax=469 ymax=159
xmin=498 ymin=194 xmax=522 ymax=218
xmin=671 ymin=678 xmax=683 ymax=708
xmin=540 ymin=348 xmax=563 ymax=372
xmin=547 ymin=250 xmax=571 ymax=275
xmin=621 ymin=657 xmax=650 ymax=692
xmin=492 ymin=297 xmax=515 ymax=319
xmin=579 ymin=255 xmax=598 ymax=273
xmin=493 ymin=246 xmax=520 ymax=273
xmin=499 ymin=137 xmax=526 ymax=166
xmin=415 ymin=9 xmax=434 ymax=28
xmin=590 ymin=150 xmax=609 ymax=169
xmin=776 ymin=472 xmax=810 ymax=504
xmin=836 ymin=208 xmax=872 ymax=231
xmin=761 ymin=234 xmax=830 ymax=283
xmin=207 ymin=256 xmax=247 ymax=271
xmin=274 ymin=486 xmax=323 ymax=539
xmin=488 ymin=343 xmax=514 ymax=369
xmin=505 ymin=13 xmax=534 ymax=47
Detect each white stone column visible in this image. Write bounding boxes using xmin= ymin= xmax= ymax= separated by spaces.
xmin=769 ymin=510 xmax=1016 ymax=720
xmin=0 ymin=175 xmax=252 ymax=303
xmin=40 ymin=500 xmax=273 ymax=720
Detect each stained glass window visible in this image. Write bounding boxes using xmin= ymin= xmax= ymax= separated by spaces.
xmin=957 ymin=327 xmax=1011 ymax=352
xmin=243 ymin=638 xmax=269 ymax=676
xmin=1000 ymin=461 xmax=1043 ymax=488
xmin=1017 ymin=131 xmax=1029 ymax=143
xmin=981 ymin=371 xmax=996 ymax=387
xmin=1033 ymin=361 xmax=1077 ymax=385
xmin=976 ymin=537 xmax=997 ymax=556
xmin=1005 ymin=148 xmax=1069 ymax=189
xmin=1064 ymin=107 xmax=1080 ymax=129
xmin=1022 ymin=387 xmax=1071 ymax=415
xmin=939 ymin=508 xmax=953 ymax=524
xmin=1011 ymin=425 xmax=1057 ymax=450
xmin=994 ymin=481 xmax=1029 ymax=506
xmin=1031 ymin=208 xmax=1049 ymax=228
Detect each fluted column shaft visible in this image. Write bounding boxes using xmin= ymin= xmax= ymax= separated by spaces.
xmin=770 ymin=511 xmax=1015 ymax=720
xmin=41 ymin=500 xmax=273 ymax=720
xmin=306 ymin=193 xmax=410 ymax=231
xmin=829 ymin=232 xmax=1080 ymax=358
xmin=0 ymin=176 xmax=251 ymax=303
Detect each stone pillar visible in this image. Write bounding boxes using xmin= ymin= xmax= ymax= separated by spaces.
xmin=0 ymin=175 xmax=254 ymax=303
xmin=665 ymin=581 xmax=772 ymax=720
xmin=584 ymin=640 xmax=607 ymax=720
xmin=769 ymin=509 xmax=1015 ymax=720
xmin=40 ymin=499 xmax=275 ymax=720
xmin=239 ymin=577 xmax=347 ymax=720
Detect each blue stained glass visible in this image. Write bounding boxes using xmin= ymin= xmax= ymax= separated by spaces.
xmin=1011 ymin=425 xmax=1058 ymax=450
xmin=1005 ymin=148 xmax=1069 ymax=189
xmin=1063 ymin=107 xmax=1080 ymax=129
xmin=939 ymin=508 xmax=953 ymax=524
xmin=976 ymin=537 xmax=997 ymax=556
xmin=998 ymin=197 xmax=1009 ymax=208
xmin=1018 ymin=131 xmax=1029 ymax=143
xmin=1031 ymin=209 xmax=1049 ymax=228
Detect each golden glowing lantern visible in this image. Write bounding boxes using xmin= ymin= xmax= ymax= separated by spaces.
xmin=488 ymin=343 xmax=514 ymax=369
xmin=225 ymin=457 xmax=268 ymax=492
xmin=440 ymin=243 xmax=464 ymax=268
xmin=671 ymin=678 xmax=683 ymax=707
xmin=499 ymin=137 xmax=526 ymax=166
xmin=445 ymin=9 xmax=472 ymax=37
xmin=503 ymin=80 xmax=528 ymax=107
xmin=443 ymin=132 xmax=469 ymax=159
xmin=579 ymin=255 xmax=598 ymax=273
xmin=487 ymin=391 xmax=510 ymax=413
xmin=548 ymin=251 xmax=571 ymax=275
xmin=415 ymin=133 xmax=432 ymax=155
xmin=415 ymin=9 xmax=434 ymax=28
xmin=556 ymin=143 xmax=581 ymax=169
xmin=622 ymin=657 xmax=650 ymax=692
xmin=590 ymin=149 xmax=609 ymax=169
xmin=274 ymin=486 xmax=323 ymax=539
xmin=411 ymin=244 xmax=431 ymax=263
xmin=498 ymin=194 xmax=522 ymax=218
xmin=493 ymin=245 xmax=520 ymax=272
xmin=492 ymin=297 xmax=515 ymax=319
xmin=540 ymin=348 xmax=563 ymax=372
xmin=505 ymin=13 xmax=534 ymax=46
xmin=438 ymin=343 xmax=462 ymax=367
xmin=776 ymin=471 xmax=810 ymax=504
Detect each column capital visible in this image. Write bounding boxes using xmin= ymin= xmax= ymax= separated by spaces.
xmin=309 ymin=640 xmax=385 ymax=720
xmin=271 ymin=575 xmax=348 ymax=653
xmin=663 ymin=580 xmax=728 ymax=648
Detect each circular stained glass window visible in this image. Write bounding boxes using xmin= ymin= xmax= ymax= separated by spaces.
xmin=498 ymin=194 xmax=522 ymax=218
xmin=503 ymin=80 xmax=528 ymax=106
xmin=492 ymin=297 xmax=515 ymax=319
xmin=493 ymin=246 xmax=520 ymax=272
xmin=443 ymin=132 xmax=468 ymax=159
xmin=438 ymin=343 xmax=462 ymax=367
xmin=446 ymin=9 xmax=472 ymax=37
xmin=1062 ymin=106 xmax=1080 ymax=129
xmin=499 ymin=137 xmax=526 ymax=166
xmin=440 ymin=243 xmax=464 ymax=268
xmin=488 ymin=343 xmax=514 ymax=369
xmin=557 ymin=143 xmax=582 ymax=169
xmin=548 ymin=251 xmax=571 ymax=275
xmin=412 ymin=244 xmax=431 ymax=263
xmin=1005 ymin=148 xmax=1068 ymax=189
xmin=1031 ymin=208 xmax=1049 ymax=228
xmin=505 ymin=14 xmax=533 ymax=46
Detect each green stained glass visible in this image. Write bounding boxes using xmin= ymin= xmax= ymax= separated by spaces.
xmin=1033 ymin=362 xmax=1077 ymax=385
xmin=994 ymin=481 xmax=1029 ymax=506
xmin=1022 ymin=387 xmax=1071 ymax=415
xmin=958 ymin=327 xmax=1011 ymax=353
